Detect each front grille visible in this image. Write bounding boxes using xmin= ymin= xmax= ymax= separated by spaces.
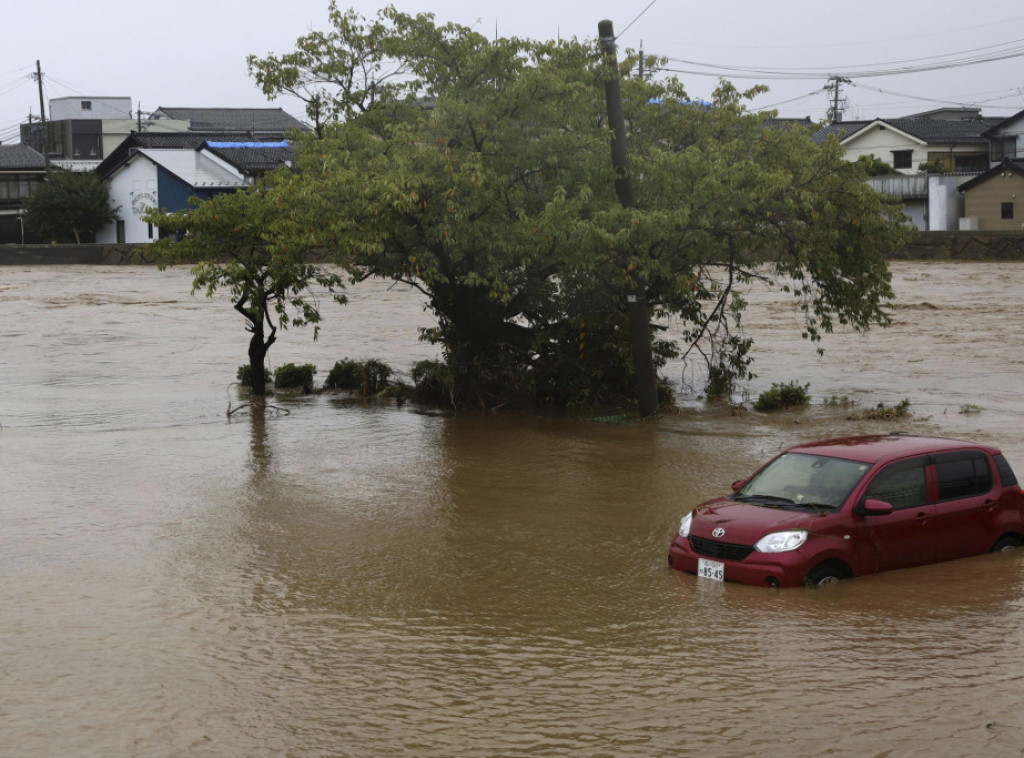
xmin=689 ymin=535 xmax=754 ymax=562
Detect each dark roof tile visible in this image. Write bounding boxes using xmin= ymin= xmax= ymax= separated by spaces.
xmin=153 ymin=107 xmax=309 ymax=133
xmin=0 ymin=144 xmax=47 ymax=170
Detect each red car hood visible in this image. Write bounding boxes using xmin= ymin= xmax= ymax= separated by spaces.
xmin=691 ymin=499 xmax=813 ymax=544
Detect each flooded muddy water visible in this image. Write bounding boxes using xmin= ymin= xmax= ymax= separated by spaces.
xmin=1 ymin=262 xmax=1023 ymax=756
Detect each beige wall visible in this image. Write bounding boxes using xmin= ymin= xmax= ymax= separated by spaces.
xmin=963 ymin=171 xmax=1024 ymax=231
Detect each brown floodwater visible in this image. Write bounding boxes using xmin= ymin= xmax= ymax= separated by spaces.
xmin=1 ymin=261 xmax=1023 ymax=757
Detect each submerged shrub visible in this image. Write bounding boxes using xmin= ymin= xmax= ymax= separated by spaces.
xmin=236 ymin=364 xmax=270 ymax=387
xmin=274 ymin=362 xmax=316 ymax=392
xmin=411 ymin=360 xmax=455 ymax=406
xmin=849 ymin=399 xmax=911 ymax=421
xmin=704 ymin=363 xmax=736 ymax=400
xmin=754 ymin=381 xmax=811 ymax=412
xmin=324 ymin=359 xmax=363 ymax=390
xmin=324 ymin=358 xmax=394 ymax=394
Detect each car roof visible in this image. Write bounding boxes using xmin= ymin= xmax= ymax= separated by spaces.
xmin=786 ymin=434 xmax=1000 ymax=464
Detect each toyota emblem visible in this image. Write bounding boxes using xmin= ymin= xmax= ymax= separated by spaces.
xmin=712 ymin=527 xmax=725 ymax=538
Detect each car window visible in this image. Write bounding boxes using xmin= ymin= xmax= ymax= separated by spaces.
xmin=863 ymin=457 xmax=928 ymax=510
xmin=934 ymin=451 xmax=993 ymax=500
xmin=995 ymin=454 xmax=1019 ymax=487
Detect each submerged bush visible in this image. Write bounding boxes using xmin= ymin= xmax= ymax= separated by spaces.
xmin=754 ymin=381 xmax=811 ymax=412
xmin=274 ymin=363 xmax=317 ymax=392
xmin=324 ymin=358 xmax=394 ymax=394
xmin=236 ymin=364 xmax=270 ymax=387
xmin=849 ymin=399 xmax=911 ymax=421
xmin=411 ymin=360 xmax=455 ymax=407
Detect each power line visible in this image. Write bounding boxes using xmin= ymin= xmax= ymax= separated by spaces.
xmin=617 ymin=0 xmax=661 ymax=39
xmin=658 ymin=36 xmax=1024 ymax=81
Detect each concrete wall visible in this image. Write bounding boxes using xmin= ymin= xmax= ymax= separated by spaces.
xmin=0 ymin=244 xmax=162 ymax=265
xmin=892 ymin=231 xmax=1024 ymax=260
xmin=5 ymin=233 xmax=1024 ymax=266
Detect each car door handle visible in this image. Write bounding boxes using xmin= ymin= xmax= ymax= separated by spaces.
xmin=915 ymin=512 xmax=931 ymax=525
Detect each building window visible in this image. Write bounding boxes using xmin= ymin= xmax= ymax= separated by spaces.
xmin=892 ymin=150 xmax=913 ymax=169
xmin=1002 ymin=202 xmax=1014 ymax=220
xmin=81 ymin=100 xmax=92 ymax=111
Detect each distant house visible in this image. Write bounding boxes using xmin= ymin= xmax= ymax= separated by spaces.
xmin=813 ymin=108 xmax=1008 ymax=230
xmin=20 ymin=96 xmax=189 ymax=172
xmin=94 ymin=133 xmax=294 ymax=244
xmin=957 ymin=159 xmax=1024 ymax=231
xmin=0 ymin=144 xmax=47 ymax=243
xmin=18 ymin=99 xmax=308 ymax=173
xmin=982 ymin=109 xmax=1024 ymax=165
xmin=150 ymin=107 xmax=308 ymax=138
xmin=817 ymin=108 xmax=1000 ymax=175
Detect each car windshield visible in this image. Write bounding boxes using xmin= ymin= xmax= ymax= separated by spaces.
xmin=733 ymin=453 xmax=871 ymax=510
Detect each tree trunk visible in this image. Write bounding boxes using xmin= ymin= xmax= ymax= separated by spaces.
xmin=248 ymin=329 xmax=270 ymax=396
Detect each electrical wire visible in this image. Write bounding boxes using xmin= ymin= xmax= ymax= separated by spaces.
xmin=617 ymin=0 xmax=661 ymax=40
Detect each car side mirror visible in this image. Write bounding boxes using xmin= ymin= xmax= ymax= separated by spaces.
xmin=731 ymin=479 xmax=746 ymax=492
xmin=861 ymin=498 xmax=894 ymax=516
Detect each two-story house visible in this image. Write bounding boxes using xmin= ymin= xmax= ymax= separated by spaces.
xmin=0 ymin=144 xmax=47 ymax=243
xmin=93 ymin=132 xmax=295 ymax=244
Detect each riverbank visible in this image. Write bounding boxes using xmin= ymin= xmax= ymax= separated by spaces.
xmin=4 ymin=231 xmax=1024 ymax=265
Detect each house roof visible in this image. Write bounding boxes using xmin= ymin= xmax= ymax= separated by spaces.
xmin=0 ymin=144 xmax=47 ymax=170
xmin=982 ymin=108 xmax=1024 ymax=138
xmin=133 ymin=149 xmax=248 ymax=189
xmin=814 ymin=116 xmax=1001 ymax=146
xmin=957 ymin=159 xmax=1024 ymax=192
xmin=204 ymin=141 xmax=293 ymax=174
xmin=151 ymin=107 xmax=308 ymax=134
xmin=95 ymin=131 xmax=273 ymax=178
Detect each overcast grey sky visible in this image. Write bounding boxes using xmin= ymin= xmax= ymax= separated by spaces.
xmin=3 ymin=0 xmax=1024 ymax=143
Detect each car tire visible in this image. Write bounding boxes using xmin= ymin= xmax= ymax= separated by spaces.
xmin=991 ymin=535 xmax=1022 ymax=553
xmin=805 ymin=564 xmax=845 ymax=587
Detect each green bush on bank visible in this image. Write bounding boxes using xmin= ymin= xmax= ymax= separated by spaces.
xmin=754 ymin=381 xmax=811 ymax=412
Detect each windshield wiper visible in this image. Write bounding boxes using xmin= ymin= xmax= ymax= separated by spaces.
xmin=729 ymin=494 xmax=797 ymax=506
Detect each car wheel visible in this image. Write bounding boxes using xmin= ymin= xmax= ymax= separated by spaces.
xmin=991 ymin=535 xmax=1022 ymax=553
xmin=805 ymin=564 xmax=845 ymax=587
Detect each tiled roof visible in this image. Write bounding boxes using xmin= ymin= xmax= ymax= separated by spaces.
xmin=152 ymin=107 xmax=309 ymax=134
xmin=95 ymin=131 xmax=270 ymax=178
xmin=0 ymin=144 xmax=47 ymax=170
xmin=205 ymin=142 xmax=294 ymax=174
xmin=814 ymin=117 xmax=1001 ymax=145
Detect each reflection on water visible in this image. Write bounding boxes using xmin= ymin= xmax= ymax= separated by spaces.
xmin=1 ymin=263 xmax=1024 ymax=756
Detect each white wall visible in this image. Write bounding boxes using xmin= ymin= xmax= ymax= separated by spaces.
xmin=100 ymin=120 xmax=189 ymax=159
xmin=843 ymin=125 xmax=924 ymax=174
xmin=96 ymin=157 xmax=159 ymax=244
xmin=927 ymin=175 xmax=964 ymax=231
xmin=50 ymin=97 xmax=132 ymax=121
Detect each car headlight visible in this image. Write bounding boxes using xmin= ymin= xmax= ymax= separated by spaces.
xmin=678 ymin=513 xmax=693 ymax=539
xmin=754 ymin=530 xmax=808 ymax=553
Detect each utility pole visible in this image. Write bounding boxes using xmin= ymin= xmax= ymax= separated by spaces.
xmin=32 ymin=60 xmax=50 ymax=167
xmin=598 ymin=19 xmax=659 ymax=418
xmin=825 ymin=75 xmax=850 ymax=124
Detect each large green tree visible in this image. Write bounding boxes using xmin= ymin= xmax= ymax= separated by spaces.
xmin=147 ymin=180 xmax=346 ymax=396
xmin=250 ymin=5 xmax=911 ymax=408
xmin=22 ymin=170 xmax=118 ymax=243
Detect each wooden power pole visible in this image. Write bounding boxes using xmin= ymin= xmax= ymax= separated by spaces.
xmin=598 ymin=19 xmax=659 ymax=417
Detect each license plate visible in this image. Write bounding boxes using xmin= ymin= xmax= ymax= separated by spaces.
xmin=697 ymin=558 xmax=725 ymax=582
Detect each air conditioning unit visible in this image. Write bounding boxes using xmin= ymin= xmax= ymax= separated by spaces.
xmin=959 ymin=217 xmax=979 ymax=231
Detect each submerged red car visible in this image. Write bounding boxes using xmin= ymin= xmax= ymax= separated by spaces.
xmin=668 ymin=433 xmax=1024 ymax=588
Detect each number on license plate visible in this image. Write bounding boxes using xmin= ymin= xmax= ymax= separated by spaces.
xmin=697 ymin=558 xmax=725 ymax=582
